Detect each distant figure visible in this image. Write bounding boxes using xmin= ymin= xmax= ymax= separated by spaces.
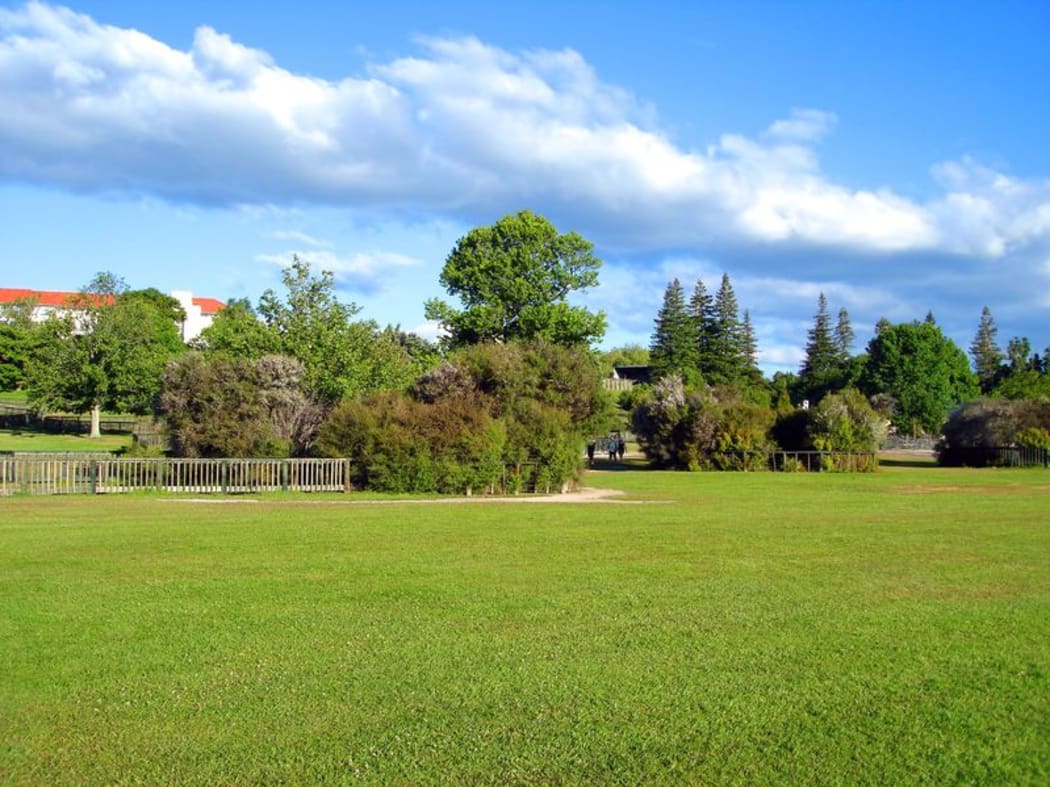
xmin=608 ymin=436 xmax=617 ymax=461
xmin=617 ymin=437 xmax=626 ymax=461
xmin=586 ymin=441 xmax=596 ymax=466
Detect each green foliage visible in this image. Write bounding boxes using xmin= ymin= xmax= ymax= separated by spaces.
xmin=649 ymin=279 xmax=698 ymax=383
xmin=970 ymin=306 xmax=1004 ymax=393
xmin=319 ymin=339 xmax=600 ymax=493
xmin=992 ymin=369 xmax=1050 ymax=400
xmin=232 ymin=257 xmax=425 ymax=402
xmin=771 ymin=408 xmax=810 ymax=452
xmin=195 ymin=298 xmax=279 ymax=359
xmin=425 ymin=210 xmax=606 ymax=348
xmin=799 ymin=293 xmax=843 ymax=404
xmin=26 ymin=287 xmax=186 ymax=426
xmin=599 ymin=344 xmax=650 ymax=374
xmin=0 ymin=322 xmax=31 ymax=391
xmin=808 ymin=388 xmax=886 ymax=452
xmin=1016 ymin=426 xmax=1050 ymax=449
xmin=632 ymin=378 xmax=773 ymax=470
xmin=861 ymin=320 xmax=978 ymax=435
xmin=705 ymin=274 xmax=745 ymax=385
xmin=316 ymin=392 xmax=506 ymax=494
xmin=937 ymin=398 xmax=1050 ymax=466
xmin=158 ymin=353 xmax=320 ymax=458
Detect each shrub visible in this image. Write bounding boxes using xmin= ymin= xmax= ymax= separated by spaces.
xmin=937 ymin=399 xmax=1050 ymax=466
xmin=315 ymin=392 xmax=507 ymax=494
xmin=632 ymin=379 xmax=774 ymax=470
xmin=808 ymin=388 xmax=886 ymax=452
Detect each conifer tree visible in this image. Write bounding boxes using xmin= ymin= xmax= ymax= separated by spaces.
xmin=834 ymin=307 xmax=854 ymax=364
xmin=970 ymin=306 xmax=1003 ymax=393
xmin=688 ymin=278 xmax=716 ymax=378
xmin=706 ymin=273 xmax=742 ymax=384
xmin=649 ymin=279 xmax=697 ymax=381
xmin=740 ymin=309 xmax=759 ymax=376
xmin=799 ymin=292 xmax=840 ymax=403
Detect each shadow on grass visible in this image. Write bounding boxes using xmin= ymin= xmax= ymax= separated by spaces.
xmin=586 ymin=457 xmax=652 ymax=472
xmin=878 ymin=457 xmax=939 ymax=469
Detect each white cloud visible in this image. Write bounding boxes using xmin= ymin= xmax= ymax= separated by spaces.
xmin=766 ymin=108 xmax=838 ymax=142
xmin=270 ymin=230 xmax=330 ymax=247
xmin=0 ymin=2 xmax=1048 ymax=264
xmin=256 ymin=247 xmax=422 ymax=294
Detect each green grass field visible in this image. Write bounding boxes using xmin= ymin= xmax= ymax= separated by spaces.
xmin=0 ymin=428 xmax=132 ymax=453
xmin=2 ymin=467 xmax=1048 ymax=783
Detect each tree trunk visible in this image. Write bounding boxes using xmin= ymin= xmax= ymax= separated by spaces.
xmin=89 ymin=404 xmax=102 ymax=439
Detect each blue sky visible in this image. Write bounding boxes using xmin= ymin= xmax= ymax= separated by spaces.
xmin=2 ymin=0 xmax=1048 ymax=373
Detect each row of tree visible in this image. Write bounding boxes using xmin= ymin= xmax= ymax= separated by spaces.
xmin=2 ymin=208 xmax=1048 ymax=480
xmin=645 ymin=281 xmax=1048 ymax=439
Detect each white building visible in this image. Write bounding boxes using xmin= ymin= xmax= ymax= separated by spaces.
xmin=0 ymin=287 xmax=225 ymax=342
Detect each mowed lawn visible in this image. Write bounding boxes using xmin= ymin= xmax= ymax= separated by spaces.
xmin=1 ymin=468 xmax=1048 ymax=784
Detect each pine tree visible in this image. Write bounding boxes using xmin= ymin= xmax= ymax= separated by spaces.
xmin=970 ymin=306 xmax=1003 ymax=393
xmin=707 ymin=273 xmax=742 ymax=384
xmin=740 ymin=309 xmax=759 ymax=374
xmin=834 ymin=307 xmax=854 ymax=364
xmin=688 ymin=279 xmax=715 ymax=379
xmin=649 ymin=279 xmax=697 ymax=381
xmin=799 ymin=292 xmax=840 ymax=403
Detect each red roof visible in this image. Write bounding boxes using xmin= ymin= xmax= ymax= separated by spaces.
xmin=0 ymin=288 xmax=112 ymax=308
xmin=0 ymin=288 xmax=224 ymax=313
xmin=192 ymin=296 xmax=226 ymax=315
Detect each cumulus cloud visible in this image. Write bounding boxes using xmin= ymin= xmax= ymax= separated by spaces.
xmin=1 ymin=2 xmax=1049 ymax=263
xmin=257 ymin=248 xmax=422 ymax=295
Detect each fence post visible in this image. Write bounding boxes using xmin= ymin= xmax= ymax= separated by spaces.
xmin=221 ymin=461 xmax=229 ymax=495
xmin=344 ymin=458 xmax=352 ymax=494
xmin=89 ymin=459 xmax=98 ymax=495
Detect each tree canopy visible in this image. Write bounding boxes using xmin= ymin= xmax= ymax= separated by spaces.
xmin=27 ymin=282 xmax=186 ymax=436
xmin=424 ymin=210 xmax=606 ymax=348
xmin=861 ymin=320 xmax=978 ymax=435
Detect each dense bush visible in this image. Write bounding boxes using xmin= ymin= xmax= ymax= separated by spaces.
xmin=937 ymin=399 xmax=1050 ymax=466
xmin=317 ymin=339 xmax=602 ymax=493
xmin=158 ymin=353 xmax=320 ymax=457
xmin=808 ymin=388 xmax=886 ymax=452
xmin=315 ymin=392 xmax=506 ymax=493
xmin=631 ymin=377 xmax=774 ymax=470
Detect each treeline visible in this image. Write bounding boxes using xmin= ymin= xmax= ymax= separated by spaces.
xmin=629 ymin=275 xmax=1049 ymax=467
xmin=0 ymin=212 xmax=611 ymax=492
xmin=2 ymin=210 xmax=1048 ymax=481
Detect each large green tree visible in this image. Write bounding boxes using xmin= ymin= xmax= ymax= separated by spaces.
xmin=861 ymin=320 xmax=978 ymax=435
xmin=424 ymin=210 xmax=606 ymax=348
xmin=27 ymin=279 xmax=186 ymax=437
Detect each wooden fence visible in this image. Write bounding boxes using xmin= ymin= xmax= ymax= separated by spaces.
xmin=0 ymin=457 xmax=351 ymax=496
